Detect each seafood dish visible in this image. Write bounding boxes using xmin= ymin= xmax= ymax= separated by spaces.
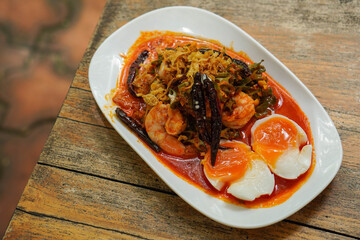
xmin=110 ymin=31 xmax=315 ymax=208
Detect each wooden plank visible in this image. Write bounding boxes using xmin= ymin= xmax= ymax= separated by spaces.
xmin=338 ymin=129 xmax=360 ymax=166
xmin=4 ymin=210 xmax=136 ymax=240
xmin=71 ymin=67 xmax=91 ymax=91
xmin=39 ymin=118 xmax=172 ymax=193
xmin=38 ymin=117 xmax=360 ymax=236
xmin=14 ymin=164 xmax=355 ymax=240
xmin=60 ymin=87 xmax=112 ymax=128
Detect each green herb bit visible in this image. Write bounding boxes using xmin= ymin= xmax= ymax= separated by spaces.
xmin=220 ymin=83 xmax=235 ymax=96
xmin=224 ymin=98 xmax=236 ymax=112
xmin=215 ymin=76 xmax=231 ymax=83
xmin=247 ymin=89 xmax=261 ymax=97
xmin=178 ymin=81 xmax=190 ymax=89
xmin=255 ymin=109 xmax=271 ymax=118
xmin=262 ymin=88 xmax=273 ymax=97
xmin=249 ymin=60 xmax=265 ymax=72
xmin=239 ymin=77 xmax=253 ymax=86
xmin=215 ymin=72 xmax=230 ymax=78
xmin=235 ymin=85 xmax=252 ymax=94
xmin=221 ymin=128 xmax=240 ymax=140
xmin=214 ymin=82 xmax=228 ymax=102
xmin=255 ymin=93 xmax=277 ymax=118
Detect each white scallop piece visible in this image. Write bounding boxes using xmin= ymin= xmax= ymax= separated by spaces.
xmin=227 ymin=159 xmax=275 ymax=201
xmin=251 ymin=114 xmax=312 ymax=179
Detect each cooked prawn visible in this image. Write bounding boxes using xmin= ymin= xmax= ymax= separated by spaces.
xmin=222 ymin=92 xmax=255 ymax=129
xmin=165 ymin=107 xmax=187 ymax=135
xmin=145 ymin=103 xmax=197 ymax=157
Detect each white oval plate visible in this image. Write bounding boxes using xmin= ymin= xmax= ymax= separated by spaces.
xmin=88 ymin=6 xmax=342 ymax=228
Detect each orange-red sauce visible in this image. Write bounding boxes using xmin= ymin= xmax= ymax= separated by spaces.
xmin=113 ymin=31 xmax=315 ymax=208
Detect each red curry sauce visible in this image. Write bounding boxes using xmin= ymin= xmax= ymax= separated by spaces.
xmin=113 ymin=31 xmax=315 ymax=208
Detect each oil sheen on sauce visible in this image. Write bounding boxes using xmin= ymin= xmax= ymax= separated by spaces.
xmin=113 ymin=31 xmax=315 ymax=208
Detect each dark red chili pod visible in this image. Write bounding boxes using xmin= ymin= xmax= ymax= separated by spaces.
xmin=127 ymin=50 xmax=149 ymax=97
xmin=202 ymin=74 xmax=222 ymax=166
xmin=191 ymin=72 xmax=210 ymax=143
xmin=115 ymin=108 xmax=160 ymax=152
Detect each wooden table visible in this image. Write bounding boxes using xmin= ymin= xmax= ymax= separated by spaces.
xmin=4 ymin=0 xmax=359 ymax=239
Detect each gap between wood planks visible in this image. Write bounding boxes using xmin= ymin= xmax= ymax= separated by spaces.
xmin=15 ymin=208 xmax=150 ymax=240
xmin=34 ymin=162 xmax=358 ymax=239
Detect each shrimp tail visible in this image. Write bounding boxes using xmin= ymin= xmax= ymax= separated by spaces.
xmin=127 ymin=50 xmax=149 ymax=97
xmin=115 ymin=108 xmax=161 ymax=152
xmin=202 ymin=74 xmax=222 ymax=166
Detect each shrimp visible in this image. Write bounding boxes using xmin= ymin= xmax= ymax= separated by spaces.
xmin=165 ymin=107 xmax=187 ymax=135
xmin=222 ymin=92 xmax=255 ymax=129
xmin=145 ymin=103 xmax=197 ymax=157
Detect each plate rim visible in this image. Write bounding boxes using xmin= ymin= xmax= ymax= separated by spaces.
xmin=88 ymin=6 xmax=343 ymax=228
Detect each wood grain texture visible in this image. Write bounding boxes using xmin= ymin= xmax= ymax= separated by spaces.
xmin=56 ymin=87 xmax=360 ymax=234
xmin=4 ymin=0 xmax=360 ymax=239
xmin=4 ymin=210 xmax=136 ymax=240
xmin=36 ymin=115 xmax=360 ymax=236
xmin=9 ymin=165 xmax=355 ymax=240
xmin=40 ymin=117 xmax=172 ymax=193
